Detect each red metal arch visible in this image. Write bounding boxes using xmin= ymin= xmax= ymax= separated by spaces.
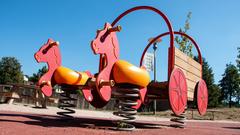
xmin=140 ymin=31 xmax=203 ymax=79
xmin=111 ymin=6 xmax=175 ymax=65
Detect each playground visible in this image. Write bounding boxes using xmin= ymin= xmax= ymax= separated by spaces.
xmin=1 ymin=1 xmax=240 ymax=135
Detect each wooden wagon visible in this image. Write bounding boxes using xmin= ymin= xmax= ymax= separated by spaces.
xmin=141 ymin=31 xmax=208 ymax=116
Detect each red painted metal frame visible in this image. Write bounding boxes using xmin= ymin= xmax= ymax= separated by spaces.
xmin=109 ymin=6 xmax=175 ymax=106
xmin=111 ymin=6 xmax=175 ymax=78
xmin=140 ymin=31 xmax=203 ymax=79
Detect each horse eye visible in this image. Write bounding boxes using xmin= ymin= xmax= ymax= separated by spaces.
xmin=42 ymin=46 xmax=50 ymax=54
xmin=42 ymin=48 xmax=47 ymax=54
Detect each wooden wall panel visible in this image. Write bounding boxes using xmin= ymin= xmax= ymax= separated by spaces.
xmin=173 ymin=47 xmax=202 ymax=101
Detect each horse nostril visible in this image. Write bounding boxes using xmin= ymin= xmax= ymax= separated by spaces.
xmin=35 ymin=54 xmax=40 ymax=61
xmin=93 ymin=43 xmax=98 ymax=51
xmin=94 ymin=43 xmax=97 ymax=48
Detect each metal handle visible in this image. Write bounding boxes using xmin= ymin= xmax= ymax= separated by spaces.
xmin=99 ymin=79 xmax=115 ymax=87
xmin=108 ymin=25 xmax=122 ymax=33
xmin=100 ymin=25 xmax=122 ymax=42
xmin=49 ymin=41 xmax=59 ymax=47
xmin=40 ymin=81 xmax=51 ymax=87
xmin=87 ymin=78 xmax=115 ymax=88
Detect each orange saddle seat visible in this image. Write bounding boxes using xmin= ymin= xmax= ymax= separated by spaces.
xmin=112 ymin=60 xmax=150 ymax=87
xmin=53 ymin=66 xmax=89 ymax=85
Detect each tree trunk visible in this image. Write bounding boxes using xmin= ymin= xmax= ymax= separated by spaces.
xmin=238 ymin=95 xmax=240 ymax=106
xmin=229 ymin=92 xmax=232 ymax=108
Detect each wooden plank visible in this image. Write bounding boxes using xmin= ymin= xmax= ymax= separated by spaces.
xmin=187 ymin=84 xmax=195 ymax=100
xmin=175 ymin=56 xmax=201 ymax=77
xmin=174 ymin=65 xmax=201 ymax=82
xmin=188 ymin=56 xmax=201 ymax=70
xmin=48 ymin=98 xmax=59 ymax=103
xmin=174 ymin=47 xmax=201 ymax=70
xmin=187 ymin=91 xmax=194 ymax=101
xmin=175 ymin=53 xmax=200 ymax=69
xmin=187 ymin=79 xmax=197 ymax=91
xmin=175 ymin=55 xmax=201 ymax=73
xmin=185 ymin=71 xmax=201 ymax=82
xmin=0 ymin=92 xmax=20 ymax=98
xmin=1 ymin=92 xmax=13 ymax=97
xmin=188 ymin=87 xmax=195 ymax=92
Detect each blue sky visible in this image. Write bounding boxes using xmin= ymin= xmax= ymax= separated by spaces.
xmin=0 ymin=0 xmax=239 ymax=83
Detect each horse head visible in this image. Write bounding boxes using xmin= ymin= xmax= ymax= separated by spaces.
xmin=34 ymin=38 xmax=62 ymax=97
xmin=89 ymin=23 xmax=122 ymax=102
xmin=91 ymin=23 xmax=120 ymax=60
xmin=34 ymin=38 xmax=61 ymax=65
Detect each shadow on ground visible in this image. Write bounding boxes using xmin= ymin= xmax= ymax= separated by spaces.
xmin=222 ymin=127 xmax=240 ymax=130
xmin=0 ymin=112 xmax=167 ymax=130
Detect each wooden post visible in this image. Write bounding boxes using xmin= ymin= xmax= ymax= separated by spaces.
xmin=35 ymin=89 xmax=40 ymax=107
xmin=41 ymin=93 xmax=47 ymax=108
xmin=192 ymin=109 xmax=194 ymax=119
xmin=7 ymin=86 xmax=19 ymax=104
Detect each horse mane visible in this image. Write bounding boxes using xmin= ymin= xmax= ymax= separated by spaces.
xmin=110 ymin=33 xmax=119 ymax=59
xmin=53 ymin=46 xmax=62 ymax=66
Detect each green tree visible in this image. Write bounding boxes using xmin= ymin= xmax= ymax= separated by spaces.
xmin=219 ymin=64 xmax=240 ymax=108
xmin=235 ymin=47 xmax=240 ymax=105
xmin=0 ymin=57 xmax=24 ymax=84
xmin=175 ymin=12 xmax=193 ymax=58
xmin=202 ymin=58 xmax=221 ymax=107
xmin=29 ymin=66 xmax=48 ymax=84
xmin=237 ymin=47 xmax=240 ymax=71
xmin=195 ymin=57 xmax=221 ymax=107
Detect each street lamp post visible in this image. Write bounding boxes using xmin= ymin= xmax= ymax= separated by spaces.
xmin=148 ymin=37 xmax=162 ymax=115
xmin=153 ymin=42 xmax=157 ymax=115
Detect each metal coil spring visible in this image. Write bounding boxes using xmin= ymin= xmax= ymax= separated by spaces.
xmin=57 ymin=90 xmax=77 ymax=118
xmin=113 ymin=86 xmax=139 ymax=131
xmin=170 ymin=106 xmax=187 ymax=128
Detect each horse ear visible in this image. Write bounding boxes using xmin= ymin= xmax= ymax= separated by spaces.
xmin=47 ymin=38 xmax=54 ymax=44
xmin=104 ymin=22 xmax=112 ymax=30
xmin=104 ymin=23 xmax=108 ymax=29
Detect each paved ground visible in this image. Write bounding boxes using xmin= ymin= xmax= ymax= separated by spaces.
xmin=0 ymin=104 xmax=239 ymax=135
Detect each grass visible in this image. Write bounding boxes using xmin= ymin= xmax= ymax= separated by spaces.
xmin=138 ymin=107 xmax=240 ymax=121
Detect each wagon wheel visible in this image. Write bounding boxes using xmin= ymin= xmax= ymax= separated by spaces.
xmin=196 ymin=79 xmax=208 ymax=115
xmin=169 ymin=68 xmax=188 ymax=116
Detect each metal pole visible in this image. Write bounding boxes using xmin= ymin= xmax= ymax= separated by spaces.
xmin=153 ymin=43 xmax=157 ymax=115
